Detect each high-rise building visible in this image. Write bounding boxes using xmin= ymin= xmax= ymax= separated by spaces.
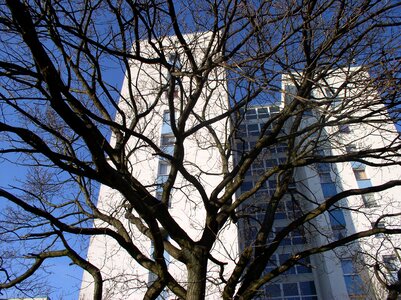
xmin=80 ymin=33 xmax=401 ymax=300
xmin=234 ymin=71 xmax=401 ymax=299
xmin=80 ymin=32 xmax=238 ymax=300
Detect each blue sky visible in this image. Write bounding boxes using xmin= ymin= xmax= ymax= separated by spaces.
xmin=0 ymin=58 xmax=124 ymax=300
xmin=0 ymin=160 xmax=82 ymax=300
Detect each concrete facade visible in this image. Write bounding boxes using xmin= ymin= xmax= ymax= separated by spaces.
xmin=80 ymin=36 xmax=401 ymax=299
xmin=235 ymin=70 xmax=401 ymax=299
xmin=80 ymin=32 xmax=238 ymax=300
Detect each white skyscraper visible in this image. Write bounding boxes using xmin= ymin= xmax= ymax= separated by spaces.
xmin=80 ymin=32 xmax=401 ymax=299
xmin=80 ymin=32 xmax=238 ymax=300
xmin=233 ymin=69 xmax=401 ymax=299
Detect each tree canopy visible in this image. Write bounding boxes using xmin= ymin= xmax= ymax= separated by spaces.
xmin=0 ymin=1 xmax=401 ymax=299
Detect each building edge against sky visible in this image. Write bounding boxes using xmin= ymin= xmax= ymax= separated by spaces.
xmin=80 ymin=32 xmax=401 ymax=299
xmin=256 ymin=69 xmax=401 ymax=299
xmin=79 ymin=32 xmax=238 ymax=299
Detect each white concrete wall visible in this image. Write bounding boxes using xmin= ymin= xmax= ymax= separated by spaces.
xmin=80 ymin=32 xmax=238 ymax=300
xmin=283 ymin=68 xmax=401 ymax=299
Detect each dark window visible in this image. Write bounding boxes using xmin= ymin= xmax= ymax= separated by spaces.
xmin=329 ymin=209 xmax=346 ymax=227
xmin=278 ymin=157 xmax=287 ymax=164
xmin=303 ymin=108 xmax=313 ymax=116
xmin=247 ymin=124 xmax=260 ymax=135
xmin=288 ymin=180 xmax=297 ymax=190
xmin=362 ymin=193 xmax=377 ymax=208
xmin=269 ymin=146 xmax=277 ymax=154
xmin=339 ymin=125 xmax=351 ymax=133
xmin=343 ymin=275 xmax=364 ymax=296
xmin=265 ymin=159 xmax=277 ymax=168
xmin=351 ymin=161 xmax=365 ymax=170
xmin=235 ymin=142 xmax=246 ymax=155
xmin=268 ymin=180 xmax=277 ymax=189
xmin=245 ymin=108 xmax=257 ymax=120
xmin=317 ymin=163 xmax=330 ymax=173
xmin=161 ymin=135 xmax=175 ymax=146
xmin=322 ymin=182 xmax=337 ymax=198
xmin=257 ymin=108 xmax=269 ymax=119
xmin=341 ymin=259 xmax=365 ymax=296
xmin=167 ymin=52 xmax=182 ymax=68
xmin=286 ymin=200 xmax=302 ymax=219
xmin=277 ymin=143 xmax=288 ymax=153
xmin=297 ymin=258 xmax=313 ymax=273
xmin=320 ymin=172 xmax=332 ymax=183
xmin=252 ymin=159 xmax=265 ymax=171
xmin=265 ymin=284 xmax=281 ymax=297
xmin=346 ymin=145 xmax=357 ymax=153
xmin=341 ymin=259 xmax=355 ymax=274
xmin=241 ymin=181 xmax=253 ymax=192
xmin=275 ymin=202 xmax=286 ymax=220
xmin=292 ymin=229 xmax=306 ymax=245
xmin=283 ymin=283 xmax=299 ymax=296
xmin=383 ymin=255 xmax=399 ymax=281
xmin=353 ymin=169 xmax=368 ymax=180
xmin=270 ymin=106 xmax=280 ymax=114
xmin=237 ymin=124 xmax=247 ymax=138
xmin=300 ymin=281 xmax=317 ymax=296
xmin=158 ymin=162 xmax=170 ymax=175
xmin=372 ymin=221 xmax=385 ymax=237
xmin=161 ymin=111 xmax=172 ymax=134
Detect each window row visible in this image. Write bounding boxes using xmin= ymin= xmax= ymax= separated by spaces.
xmin=240 ymin=176 xmax=293 ymax=195
xmin=318 ymin=164 xmax=375 ymax=209
xmin=160 ymin=110 xmax=175 ymax=157
xmin=236 ymin=141 xmax=288 ymax=155
xmin=268 ymin=226 xmax=307 ymax=246
xmin=275 ymin=199 xmax=303 ymax=220
xmin=264 ymin=280 xmax=317 ymax=300
xmin=316 ymin=161 xmax=348 ymax=240
xmin=239 ymin=223 xmax=306 ymax=247
xmin=237 ymin=123 xmax=270 ymax=137
xmin=239 ymin=198 xmax=301 ymax=222
xmin=241 ymin=179 xmax=277 ymax=193
xmin=240 ymin=106 xmax=280 ymax=121
xmin=265 ymin=253 xmax=312 ymax=275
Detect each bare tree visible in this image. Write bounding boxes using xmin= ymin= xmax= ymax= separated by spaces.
xmin=0 ymin=1 xmax=401 ymax=299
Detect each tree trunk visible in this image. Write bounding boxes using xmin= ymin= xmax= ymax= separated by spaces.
xmin=186 ymin=247 xmax=208 ymax=300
